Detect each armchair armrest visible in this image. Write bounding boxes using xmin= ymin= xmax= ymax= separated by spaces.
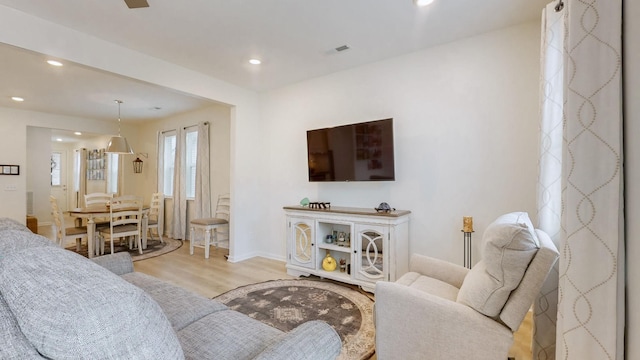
xmin=374 ymin=281 xmax=512 ymax=360
xmin=90 ymin=252 xmax=134 ymax=275
xmin=253 ymin=321 xmax=341 ymax=360
xmin=409 ymin=253 xmax=469 ymax=288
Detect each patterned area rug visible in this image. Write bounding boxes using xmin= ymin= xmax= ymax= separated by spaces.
xmin=214 ymin=279 xmax=375 ymax=360
xmin=66 ymin=237 xmax=182 ymax=261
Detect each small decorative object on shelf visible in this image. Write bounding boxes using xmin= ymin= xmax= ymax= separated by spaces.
xmin=322 ymin=250 xmax=337 ymax=271
xmin=300 ymin=197 xmax=310 ymax=207
xmin=461 ymin=216 xmax=474 ymax=269
xmin=339 ymin=258 xmax=347 ymax=272
xmin=337 ymin=232 xmax=350 ymax=247
xmin=375 ymin=202 xmax=395 ymax=213
xmin=325 ymin=234 xmax=334 ymax=244
xmin=309 ymin=202 xmax=331 ymax=209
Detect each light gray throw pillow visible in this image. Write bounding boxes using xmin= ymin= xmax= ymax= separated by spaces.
xmin=0 ymin=246 xmax=184 ymax=359
xmin=457 ymin=212 xmax=540 ymax=317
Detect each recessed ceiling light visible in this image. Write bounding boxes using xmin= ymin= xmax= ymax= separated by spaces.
xmin=249 ymin=59 xmax=262 ymax=65
xmin=414 ymin=0 xmax=434 ymax=6
xmin=56 ymin=138 xmax=63 ymax=142
xmin=11 ymin=96 xmax=24 ymax=102
xmin=74 ymin=132 xmax=82 ymax=136
xmin=47 ymin=60 xmax=63 ymax=67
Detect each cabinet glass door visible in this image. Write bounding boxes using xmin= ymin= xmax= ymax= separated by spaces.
xmin=354 ymin=224 xmax=387 ymax=282
xmin=289 ymin=218 xmax=315 ymax=269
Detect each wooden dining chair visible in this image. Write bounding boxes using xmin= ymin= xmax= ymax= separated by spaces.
xmin=83 ymin=192 xmax=113 ymax=230
xmin=189 ymin=193 xmax=230 ymax=259
xmin=147 ymin=192 xmax=163 ymax=243
xmin=84 ymin=192 xmax=113 ymax=207
xmin=49 ymin=195 xmax=90 ymax=250
xmin=98 ymin=196 xmax=144 ymax=255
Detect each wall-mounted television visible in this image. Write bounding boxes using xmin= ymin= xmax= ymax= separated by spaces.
xmin=307 ymin=118 xmax=395 ymax=182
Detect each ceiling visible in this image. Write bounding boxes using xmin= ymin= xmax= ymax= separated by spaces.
xmin=0 ymin=0 xmax=548 ymax=125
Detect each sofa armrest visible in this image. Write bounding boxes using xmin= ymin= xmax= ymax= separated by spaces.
xmin=409 ymin=253 xmax=469 ymax=288
xmin=374 ymin=281 xmax=512 ymax=360
xmin=253 ymin=320 xmax=341 ymax=360
xmin=90 ymin=252 xmax=134 ymax=275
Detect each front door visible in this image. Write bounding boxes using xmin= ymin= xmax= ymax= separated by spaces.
xmin=50 ymin=150 xmax=68 ymax=212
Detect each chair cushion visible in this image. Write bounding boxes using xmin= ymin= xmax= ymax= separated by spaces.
xmin=191 ymin=218 xmax=228 ymax=226
xmin=100 ymin=224 xmax=139 ymax=235
xmin=65 ymin=226 xmax=87 ymax=236
xmin=396 ymin=272 xmax=460 ymax=301
xmin=457 ymin=212 xmax=540 ymax=317
xmin=0 ymin=246 xmax=184 ymax=359
xmin=178 ymin=310 xmax=282 ymax=360
xmin=122 ymin=272 xmax=228 ymax=331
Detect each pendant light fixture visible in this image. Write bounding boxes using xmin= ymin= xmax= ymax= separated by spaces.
xmin=106 ymin=100 xmax=134 ymax=154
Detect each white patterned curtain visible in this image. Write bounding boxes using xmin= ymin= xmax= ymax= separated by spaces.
xmin=172 ymin=127 xmax=187 ymax=240
xmin=534 ymin=3 xmax=564 ymax=358
xmin=194 ymin=122 xmax=211 ymax=219
xmin=536 ymin=1 xmax=624 ymax=359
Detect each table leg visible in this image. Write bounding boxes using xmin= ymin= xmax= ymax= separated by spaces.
xmin=87 ymin=218 xmax=96 ymax=259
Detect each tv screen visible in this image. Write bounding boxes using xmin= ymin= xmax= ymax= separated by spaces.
xmin=307 ymin=118 xmax=395 ymax=182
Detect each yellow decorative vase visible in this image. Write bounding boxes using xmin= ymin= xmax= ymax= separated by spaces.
xmin=322 ymin=252 xmax=337 ymax=271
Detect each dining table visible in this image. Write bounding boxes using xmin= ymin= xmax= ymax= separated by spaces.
xmin=69 ymin=205 xmax=149 ymax=258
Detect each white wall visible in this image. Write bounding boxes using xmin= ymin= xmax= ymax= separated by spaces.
xmin=26 ymin=127 xmax=52 ymax=222
xmin=0 ymin=107 xmax=113 ymax=222
xmin=623 ymin=0 xmax=639 ymax=357
xmin=260 ymin=22 xmax=542 ymax=263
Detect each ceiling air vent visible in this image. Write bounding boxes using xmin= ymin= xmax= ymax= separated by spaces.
xmin=335 ymin=45 xmax=351 ymax=52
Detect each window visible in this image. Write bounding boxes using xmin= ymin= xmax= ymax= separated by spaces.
xmin=106 ymin=153 xmax=119 ymax=194
xmin=162 ymin=132 xmax=177 ymax=197
xmin=51 ymin=152 xmax=62 ymax=186
xmin=185 ymin=129 xmax=198 ymax=199
xmin=160 ymin=129 xmax=199 ymax=199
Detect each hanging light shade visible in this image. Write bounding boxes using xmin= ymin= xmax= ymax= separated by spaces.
xmin=106 ymin=100 xmax=134 ymax=154
xmin=133 ymin=157 xmax=143 ymax=174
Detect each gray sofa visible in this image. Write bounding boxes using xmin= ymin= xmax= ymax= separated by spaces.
xmin=0 ymin=218 xmax=342 ymax=360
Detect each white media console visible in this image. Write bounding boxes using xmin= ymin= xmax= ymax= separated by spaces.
xmin=284 ymin=205 xmax=410 ymax=293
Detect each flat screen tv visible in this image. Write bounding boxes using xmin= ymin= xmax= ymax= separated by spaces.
xmin=307 ymin=118 xmax=395 ymax=182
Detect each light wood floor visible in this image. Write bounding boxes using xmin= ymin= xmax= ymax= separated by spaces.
xmin=39 ymin=222 xmax=532 ymax=359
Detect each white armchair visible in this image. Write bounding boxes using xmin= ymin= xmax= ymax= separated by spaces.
xmin=374 ymin=212 xmax=559 ymax=360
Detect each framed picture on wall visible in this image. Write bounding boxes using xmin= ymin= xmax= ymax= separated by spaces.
xmin=1 ymin=165 xmax=19 ymax=175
